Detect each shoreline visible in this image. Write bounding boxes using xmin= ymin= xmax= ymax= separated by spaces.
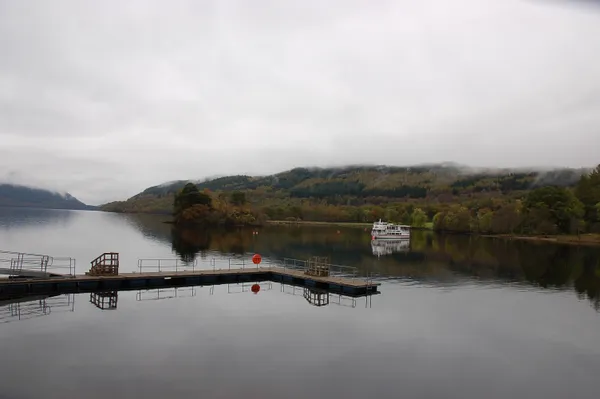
xmin=483 ymin=234 xmax=600 ymax=247
xmin=266 ymin=220 xmax=373 ymax=228
xmin=102 ymin=212 xmax=600 ymax=246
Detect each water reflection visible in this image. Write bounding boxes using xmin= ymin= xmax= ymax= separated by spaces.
xmin=0 ymin=294 xmax=75 ymax=324
xmin=30 ymin=212 xmax=600 ymax=313
xmin=371 ymin=239 xmax=410 ymax=257
xmin=170 ymin=227 xmax=212 ymax=262
xmin=133 ymin=282 xmax=370 ymax=309
xmin=279 ymin=284 xmax=368 ymax=308
xmin=0 ymin=280 xmax=372 ymax=322
xmin=114 ymin=216 xmax=600 ymax=311
xmin=136 ymin=287 xmax=198 ymax=301
xmin=90 ymin=291 xmax=118 ymax=310
xmin=303 ymin=288 xmax=329 ymax=307
xmin=120 ymin=213 xmax=172 ymax=243
xmin=0 ymin=207 xmax=76 ymax=230
xmin=226 ymin=282 xmax=274 ymax=294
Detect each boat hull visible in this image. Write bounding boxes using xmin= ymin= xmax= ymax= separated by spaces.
xmin=372 ymin=234 xmax=410 ymax=240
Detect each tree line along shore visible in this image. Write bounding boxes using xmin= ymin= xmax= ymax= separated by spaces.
xmin=103 ymin=165 xmax=600 ymax=244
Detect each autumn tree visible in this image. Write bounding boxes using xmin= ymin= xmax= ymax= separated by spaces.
xmin=173 ymin=183 xmax=213 ymax=223
xmin=433 ymin=206 xmax=472 ymax=233
xmin=490 ymin=202 xmax=523 ymax=234
xmin=230 ymin=191 xmax=247 ymax=206
xmin=476 ymin=209 xmax=493 ymax=233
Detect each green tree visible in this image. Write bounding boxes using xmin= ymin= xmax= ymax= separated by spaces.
xmin=411 ymin=208 xmax=427 ymax=228
xmin=575 ymin=165 xmax=600 ymax=226
xmin=447 ymin=207 xmax=472 ymax=232
xmin=524 ymin=186 xmax=583 ymax=234
xmin=173 ymin=183 xmax=213 ymax=222
xmin=433 ymin=207 xmax=472 ymax=233
xmin=230 ymin=191 xmax=247 ymax=206
xmin=384 ymin=207 xmax=400 ymax=223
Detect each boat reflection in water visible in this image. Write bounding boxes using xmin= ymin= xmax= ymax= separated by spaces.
xmin=371 ymin=239 xmax=410 ymax=257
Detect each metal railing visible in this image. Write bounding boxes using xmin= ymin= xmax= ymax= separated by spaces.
xmin=0 ymin=250 xmax=76 ymax=277
xmin=137 ymin=256 xmax=277 ymax=273
xmin=137 ymin=258 xmax=198 ymax=273
xmin=136 ymin=255 xmax=366 ymax=282
xmin=48 ymin=257 xmax=76 ymax=277
xmin=281 ymin=257 xmax=359 ymax=278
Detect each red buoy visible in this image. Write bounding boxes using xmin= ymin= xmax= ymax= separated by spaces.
xmin=252 ymin=254 xmax=262 ymax=265
xmin=251 ymin=283 xmax=260 ymax=294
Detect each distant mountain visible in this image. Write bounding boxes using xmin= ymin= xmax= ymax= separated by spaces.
xmin=0 ymin=184 xmax=94 ymax=210
xmin=100 ymin=163 xmax=591 ymax=215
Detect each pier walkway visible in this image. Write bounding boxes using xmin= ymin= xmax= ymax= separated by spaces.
xmin=0 ymin=253 xmax=379 ymax=298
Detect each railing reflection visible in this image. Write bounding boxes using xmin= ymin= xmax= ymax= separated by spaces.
xmin=132 ymin=281 xmax=374 ymax=309
xmin=279 ymin=283 xmax=371 ymax=308
xmin=226 ymin=282 xmax=273 ymax=294
xmin=0 ymin=294 xmax=75 ymax=324
xmin=136 ymin=287 xmax=197 ymax=302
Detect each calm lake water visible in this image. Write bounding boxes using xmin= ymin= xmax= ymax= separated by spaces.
xmin=1 ymin=207 xmax=599 ymax=399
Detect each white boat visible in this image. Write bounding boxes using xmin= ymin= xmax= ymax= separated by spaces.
xmin=371 ymin=220 xmax=411 ymax=240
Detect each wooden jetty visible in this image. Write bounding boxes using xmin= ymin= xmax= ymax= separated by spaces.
xmin=0 ymin=253 xmax=380 ymax=299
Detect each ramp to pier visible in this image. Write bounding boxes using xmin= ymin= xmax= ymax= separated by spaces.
xmin=0 ymin=250 xmax=76 ymax=279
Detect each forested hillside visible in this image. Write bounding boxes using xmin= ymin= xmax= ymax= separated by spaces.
xmin=100 ymin=164 xmax=593 ymax=229
xmin=0 ymin=184 xmax=93 ymax=210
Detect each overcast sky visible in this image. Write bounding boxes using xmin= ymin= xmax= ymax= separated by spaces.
xmin=1 ymin=0 xmax=599 ymax=204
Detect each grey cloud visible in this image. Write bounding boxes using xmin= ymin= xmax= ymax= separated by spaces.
xmin=1 ymin=0 xmax=599 ymax=204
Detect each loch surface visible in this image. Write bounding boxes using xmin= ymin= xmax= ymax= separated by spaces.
xmin=1 ymin=207 xmax=599 ymax=399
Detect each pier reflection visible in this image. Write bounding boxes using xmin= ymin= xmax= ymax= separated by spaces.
xmin=279 ymin=283 xmax=371 ymax=308
xmin=90 ymin=291 xmax=118 ymax=310
xmin=0 ymin=293 xmax=75 ymax=324
xmin=0 ymin=279 xmax=375 ymax=322
xmin=226 ymin=282 xmax=273 ymax=294
xmin=303 ymin=288 xmax=329 ymax=307
xmin=136 ymin=287 xmax=197 ymax=301
xmin=133 ymin=281 xmax=374 ymax=309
